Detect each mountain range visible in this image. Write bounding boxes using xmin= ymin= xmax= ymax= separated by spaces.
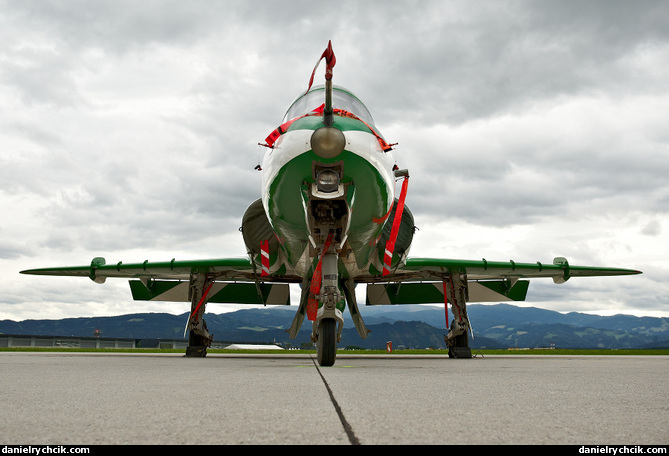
xmin=2 ymin=303 xmax=668 ymax=350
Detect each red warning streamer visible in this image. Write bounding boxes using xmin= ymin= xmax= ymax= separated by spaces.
xmin=189 ymin=281 xmax=214 ymax=324
xmin=306 ymin=40 xmax=336 ymax=93
xmin=383 ymin=176 xmax=409 ymax=276
xmin=307 ymin=231 xmax=334 ymax=321
xmin=264 ymin=105 xmax=394 ymax=152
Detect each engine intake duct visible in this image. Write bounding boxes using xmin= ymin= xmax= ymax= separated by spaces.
xmin=377 ymin=199 xmax=416 ymax=267
xmin=240 ymin=198 xmax=280 ymax=258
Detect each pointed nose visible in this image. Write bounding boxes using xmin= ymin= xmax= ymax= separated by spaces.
xmin=310 ymin=127 xmax=345 ymax=159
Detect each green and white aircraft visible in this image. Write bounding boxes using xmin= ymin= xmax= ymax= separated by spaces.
xmin=21 ymin=42 xmax=641 ymax=366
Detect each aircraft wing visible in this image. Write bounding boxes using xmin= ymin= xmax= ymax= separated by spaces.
xmin=20 ymin=257 xmax=265 ymax=282
xmin=364 ymin=256 xmax=642 ymax=305
xmin=21 ymin=255 xmax=641 ymax=307
xmin=397 ymin=256 xmax=642 ymax=282
xmin=20 ymin=256 xmax=298 ymax=306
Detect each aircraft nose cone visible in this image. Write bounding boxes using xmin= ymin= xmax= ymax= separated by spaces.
xmin=310 ymin=127 xmax=345 ymax=159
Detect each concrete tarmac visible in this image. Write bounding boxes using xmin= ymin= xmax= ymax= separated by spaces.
xmin=0 ymin=352 xmax=667 ymax=445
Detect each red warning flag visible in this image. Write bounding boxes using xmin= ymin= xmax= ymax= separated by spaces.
xmin=306 ymin=40 xmax=336 ymax=93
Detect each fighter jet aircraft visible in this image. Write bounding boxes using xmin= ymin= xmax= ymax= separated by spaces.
xmin=21 ymin=42 xmax=641 ymax=366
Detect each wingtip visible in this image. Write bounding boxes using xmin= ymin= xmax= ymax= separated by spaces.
xmin=621 ymin=269 xmax=643 ymax=276
xmin=19 ymin=269 xmax=51 ymax=276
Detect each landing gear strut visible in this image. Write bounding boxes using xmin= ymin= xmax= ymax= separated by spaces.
xmin=185 ymin=273 xmax=214 ymax=357
xmin=444 ymin=273 xmax=473 ymax=359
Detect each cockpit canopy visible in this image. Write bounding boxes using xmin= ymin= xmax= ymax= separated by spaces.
xmin=282 ymin=85 xmax=376 ymax=127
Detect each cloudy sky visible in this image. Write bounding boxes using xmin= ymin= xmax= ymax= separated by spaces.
xmin=1 ymin=0 xmax=667 ymax=322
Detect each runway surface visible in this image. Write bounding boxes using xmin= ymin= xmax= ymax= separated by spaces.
xmin=1 ymin=352 xmax=667 ymax=445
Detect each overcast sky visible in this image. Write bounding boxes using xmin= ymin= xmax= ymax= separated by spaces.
xmin=1 ymin=0 xmax=667 ymax=322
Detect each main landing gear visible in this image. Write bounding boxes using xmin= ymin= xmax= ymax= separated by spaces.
xmin=185 ymin=273 xmax=214 ymax=357
xmin=444 ymin=273 xmax=473 ymax=359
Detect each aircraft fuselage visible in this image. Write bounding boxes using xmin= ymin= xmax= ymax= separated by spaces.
xmin=261 ymin=85 xmax=397 ymax=280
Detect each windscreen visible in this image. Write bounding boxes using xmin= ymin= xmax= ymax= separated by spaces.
xmin=282 ymin=85 xmax=376 ymax=127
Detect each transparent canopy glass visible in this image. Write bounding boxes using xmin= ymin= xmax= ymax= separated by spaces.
xmin=282 ymin=85 xmax=375 ymax=127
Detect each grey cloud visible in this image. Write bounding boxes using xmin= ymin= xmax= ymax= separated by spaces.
xmin=641 ymin=220 xmax=662 ymax=236
xmin=352 ymin=1 xmax=669 ymax=127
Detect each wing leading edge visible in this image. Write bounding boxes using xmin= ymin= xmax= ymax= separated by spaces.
xmin=397 ymin=256 xmax=642 ymax=284
xmin=20 ymin=257 xmax=259 ymax=282
xmin=20 ymin=256 xmax=298 ymax=307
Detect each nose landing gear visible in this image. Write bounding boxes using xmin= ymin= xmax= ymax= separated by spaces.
xmin=311 ymin=241 xmax=345 ymax=367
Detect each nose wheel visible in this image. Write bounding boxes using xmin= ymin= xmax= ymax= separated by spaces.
xmin=317 ymin=318 xmax=337 ymax=366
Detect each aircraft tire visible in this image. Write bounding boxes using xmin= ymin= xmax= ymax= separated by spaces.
xmin=447 ymin=328 xmax=472 ymax=359
xmin=317 ymin=318 xmax=337 ymax=366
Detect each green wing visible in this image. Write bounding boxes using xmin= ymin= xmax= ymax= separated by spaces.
xmin=20 ymin=257 xmax=263 ymax=282
xmin=398 ymin=256 xmax=642 ymax=283
xmin=19 ymin=256 xmax=296 ymax=305
xmin=21 ymin=255 xmax=641 ymax=306
xmin=365 ymin=256 xmax=642 ymax=305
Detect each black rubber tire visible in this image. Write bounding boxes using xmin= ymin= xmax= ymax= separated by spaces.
xmin=317 ymin=318 xmax=337 ymax=366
